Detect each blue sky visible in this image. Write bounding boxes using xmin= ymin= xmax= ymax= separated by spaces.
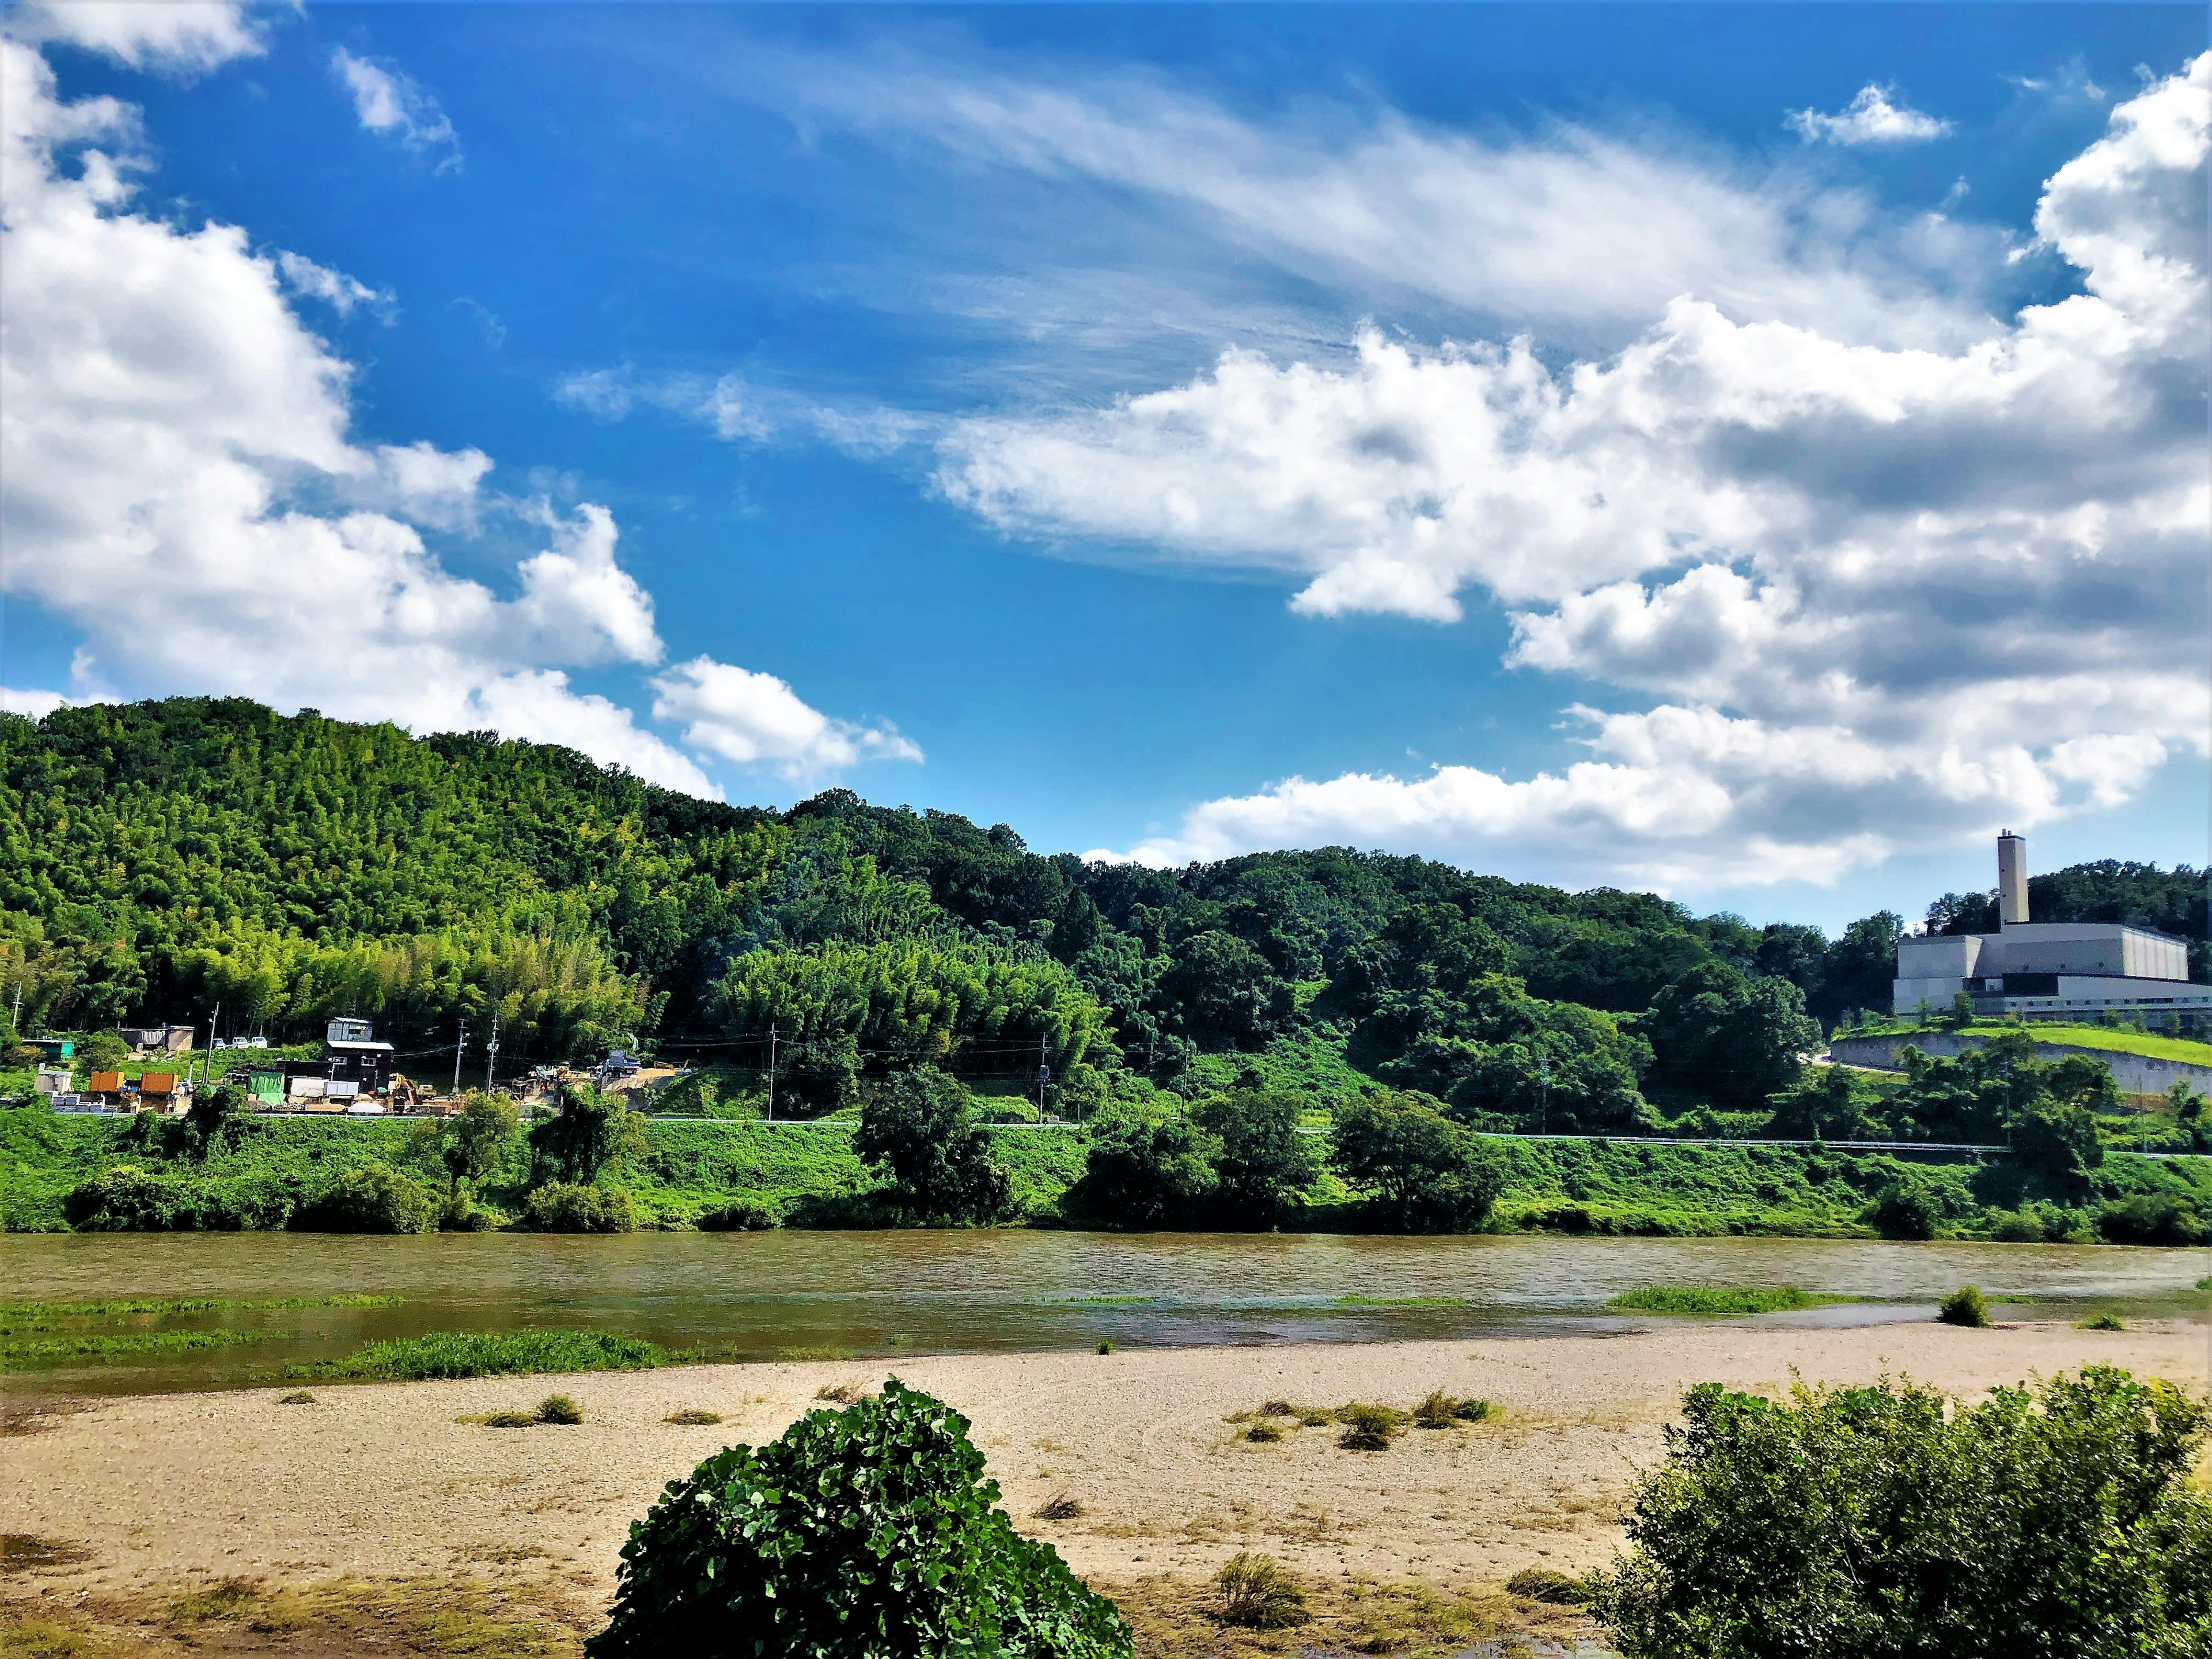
xmin=2 ymin=2 xmax=2206 ymax=935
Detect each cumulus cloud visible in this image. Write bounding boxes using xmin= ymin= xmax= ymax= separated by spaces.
xmin=1 ymin=686 xmax=76 ymax=720
xmin=0 ymin=35 xmax=914 ymax=798
xmin=1010 ymin=56 xmax=2210 ymax=887
xmin=652 ymin=657 xmax=923 ymax=779
xmin=1787 ymin=83 xmax=1954 ymax=146
xmin=9 ymin=1 xmax=262 ymax=73
xmin=332 ymin=47 xmax=461 ymax=174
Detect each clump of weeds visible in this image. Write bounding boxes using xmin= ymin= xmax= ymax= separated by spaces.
xmin=1214 ymin=1553 xmax=1308 ymax=1628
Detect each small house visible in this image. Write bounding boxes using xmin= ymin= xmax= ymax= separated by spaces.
xmin=324 ymin=1017 xmax=394 ymax=1095
xmin=86 ymin=1070 xmax=126 ymax=1105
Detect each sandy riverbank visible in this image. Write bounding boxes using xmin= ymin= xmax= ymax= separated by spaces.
xmin=6 ymin=1317 xmax=2202 ymax=1620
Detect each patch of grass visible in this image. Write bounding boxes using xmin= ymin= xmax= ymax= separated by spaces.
xmin=1096 ymin=1340 xmax=1113 ymax=1355
xmin=169 ymin=1579 xmax=258 ymax=1623
xmin=476 ymin=1411 xmax=540 ymax=1429
xmin=1608 ymin=1285 xmax=1845 ymax=1316
xmin=1215 ymin=1554 xmax=1308 ymax=1629
xmin=289 ymin=1328 xmax=664 ymax=1382
xmin=664 ymin=1408 xmax=721 ymax=1426
xmin=1245 ymin=1420 xmax=1283 ymax=1443
xmin=469 ymin=1395 xmax=585 ymax=1429
xmin=0 ymin=1328 xmax=266 ymax=1370
xmin=2078 ymin=1312 xmax=2128 ymax=1331
xmin=277 ymin=1390 xmax=314 ymax=1406
xmin=0 ymin=1294 xmax=400 ymax=1321
xmin=1938 ymin=1285 xmax=1992 ymax=1328
xmin=1412 ymin=1390 xmax=1494 ymax=1429
xmin=1334 ymin=1294 xmax=1467 ymax=1308
xmin=2196 ymin=1276 xmax=2210 ymax=1291
xmin=1051 ymin=1294 xmax=1155 ymax=1305
xmin=1033 ymin=1494 xmax=1084 ymax=1521
xmin=1 ymin=1535 xmax=90 ymax=1574
xmin=535 ymin=1394 xmax=582 ymax=1425
xmin=1335 ymin=1402 xmax=1407 ymax=1451
xmin=815 ymin=1382 xmax=871 ymax=1404
xmin=1506 ymin=1566 xmax=1593 ymax=1606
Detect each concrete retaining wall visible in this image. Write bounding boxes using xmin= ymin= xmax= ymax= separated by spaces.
xmin=1830 ymin=1032 xmax=2212 ymax=1098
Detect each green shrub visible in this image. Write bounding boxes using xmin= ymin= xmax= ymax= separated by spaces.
xmin=1939 ymin=1286 xmax=1991 ymax=1328
xmin=1870 ymin=1181 xmax=1939 ymax=1240
xmin=664 ymin=1408 xmax=722 ymax=1426
xmin=588 ymin=1378 xmax=1129 ymax=1658
xmin=1335 ymin=1402 xmax=1406 ymax=1451
xmin=695 ymin=1197 xmax=779 ymax=1232
xmin=482 ymin=1410 xmax=539 ymax=1428
xmin=537 ymin=1393 xmax=583 ymax=1425
xmin=2099 ymin=1192 xmax=2210 ymax=1247
xmin=296 ymin=1163 xmax=435 ymax=1234
xmin=1412 ymin=1391 xmax=1493 ymax=1428
xmin=1245 ymin=1421 xmax=1283 ymax=1443
xmin=278 ymin=1391 xmax=314 ymax=1405
xmin=294 ymin=1328 xmax=664 ymax=1381
xmin=1595 ymin=1368 xmax=2212 ymax=1657
xmin=1213 ymin=1553 xmax=1307 ymax=1629
xmin=1507 ymin=1566 xmax=1590 ymax=1605
xmin=524 ymin=1182 xmax=638 ymax=1234
xmin=1989 ymin=1209 xmax=2047 ymax=1243
xmin=1062 ymin=1111 xmax=1219 ymax=1228
xmin=2080 ymin=1313 xmax=2128 ymax=1332
xmin=854 ymin=1069 xmax=1013 ymax=1225
xmin=64 ymin=1164 xmax=183 ymax=1231
xmin=1610 ymin=1286 xmax=1828 ymax=1316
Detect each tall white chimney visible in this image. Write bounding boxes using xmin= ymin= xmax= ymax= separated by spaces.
xmin=1997 ymin=830 xmax=2028 ymax=926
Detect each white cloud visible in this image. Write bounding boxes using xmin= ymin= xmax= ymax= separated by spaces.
xmin=652 ymin=657 xmax=923 ymax=779
xmin=274 ymin=249 xmax=392 ymax=319
xmin=331 ymin=47 xmax=461 ymax=175
xmin=1787 ymin=84 xmax=1954 ymax=146
xmin=0 ymin=35 xmax=913 ymax=801
xmin=8 ymin=1 xmax=263 ymax=73
xmin=1 ymin=686 xmax=75 ymax=719
xmin=1016 ymin=56 xmax=2210 ymax=887
xmin=734 ymin=42 xmax=2004 ymax=352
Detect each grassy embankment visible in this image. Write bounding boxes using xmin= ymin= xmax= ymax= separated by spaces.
xmin=1842 ymin=1021 xmax=2212 ymax=1067
xmin=5 ymin=1103 xmax=2207 ymax=1241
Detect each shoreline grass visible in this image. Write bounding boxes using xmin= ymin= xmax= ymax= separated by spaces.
xmin=1607 ymin=1285 xmax=1853 ymax=1316
xmin=0 ymin=1328 xmax=268 ymax=1370
xmin=286 ymin=1327 xmax=666 ymax=1382
xmin=0 ymin=1293 xmax=402 ymax=1322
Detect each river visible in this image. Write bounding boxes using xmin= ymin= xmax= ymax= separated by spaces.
xmin=3 ymin=1230 xmax=2205 ymax=1397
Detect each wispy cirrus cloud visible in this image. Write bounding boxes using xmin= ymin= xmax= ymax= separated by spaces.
xmin=332 ymin=46 xmax=462 ymax=174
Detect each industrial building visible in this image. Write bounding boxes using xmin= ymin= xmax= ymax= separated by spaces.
xmin=1893 ymin=832 xmax=2210 ymax=1019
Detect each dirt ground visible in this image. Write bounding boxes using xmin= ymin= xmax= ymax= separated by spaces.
xmin=3 ymin=1318 xmax=2202 ymax=1656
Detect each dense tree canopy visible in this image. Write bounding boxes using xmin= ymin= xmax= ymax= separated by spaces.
xmin=5 ymin=699 xmax=2197 ymax=1111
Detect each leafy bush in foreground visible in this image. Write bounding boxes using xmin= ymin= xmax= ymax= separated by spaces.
xmin=293 ymin=1328 xmax=664 ymax=1381
xmin=1596 ymin=1367 xmax=2212 ymax=1657
xmin=590 ymin=1377 xmax=1129 ymax=1659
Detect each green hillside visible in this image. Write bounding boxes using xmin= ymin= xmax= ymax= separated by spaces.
xmin=2 ymin=698 xmax=2203 ymax=1143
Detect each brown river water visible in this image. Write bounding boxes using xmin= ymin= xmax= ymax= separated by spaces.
xmin=3 ymin=1229 xmax=2205 ymax=1397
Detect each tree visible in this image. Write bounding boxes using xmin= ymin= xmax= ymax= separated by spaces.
xmin=529 ymin=1084 xmax=648 ymax=1186
xmin=1596 ymin=1368 xmax=2212 ymax=1658
xmin=1157 ymin=930 xmax=1296 ymax=1050
xmin=1064 ymin=1111 xmax=1218 ymax=1228
xmin=588 ymin=1379 xmax=1130 ymax=1659
xmin=1817 ymin=912 xmax=1902 ymax=1028
xmin=854 ymin=1067 xmax=1012 ymax=1224
xmin=1188 ymin=1089 xmax=1316 ymax=1225
xmin=1767 ymin=1065 xmax=1871 ymax=1142
xmin=183 ymin=1081 xmax=247 ymax=1153
xmin=296 ymin=1163 xmax=437 ymax=1234
xmin=1328 ymin=1093 xmax=1501 ymax=1232
xmin=438 ymin=1090 xmax=519 ymax=1189
xmin=77 ymin=1031 xmax=128 ymax=1075
xmin=1643 ymin=963 xmax=1819 ymax=1109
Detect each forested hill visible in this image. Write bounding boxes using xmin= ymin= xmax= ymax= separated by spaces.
xmin=1 ymin=700 xmax=2200 ymax=1122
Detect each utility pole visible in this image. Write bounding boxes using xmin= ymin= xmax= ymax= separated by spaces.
xmin=1037 ymin=1035 xmax=1048 ymax=1123
xmin=9 ymin=979 xmax=21 ymax=1040
xmin=1537 ymin=1052 xmax=1550 ymax=1138
xmin=485 ymin=1009 xmax=499 ymax=1093
xmin=766 ymin=1023 xmax=778 ymax=1122
xmin=452 ymin=1023 xmax=467 ymax=1096
xmin=201 ymin=1002 xmax=221 ymax=1093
